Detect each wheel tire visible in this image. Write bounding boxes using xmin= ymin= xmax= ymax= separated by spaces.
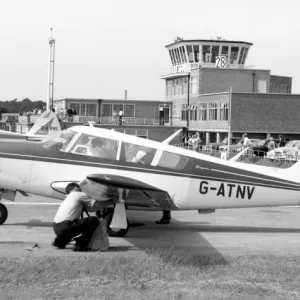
xmin=0 ymin=203 xmax=8 ymax=225
xmin=105 ymin=212 xmax=129 ymax=238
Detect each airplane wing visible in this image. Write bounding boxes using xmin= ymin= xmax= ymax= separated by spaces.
xmin=79 ymin=174 xmax=177 ymax=211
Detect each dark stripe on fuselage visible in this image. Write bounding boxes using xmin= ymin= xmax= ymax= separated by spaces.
xmin=1 ymin=139 xmax=300 ymax=191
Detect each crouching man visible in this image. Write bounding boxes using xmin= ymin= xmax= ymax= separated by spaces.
xmin=52 ymin=182 xmax=99 ymax=252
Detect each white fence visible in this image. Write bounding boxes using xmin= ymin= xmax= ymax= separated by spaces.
xmin=171 ymin=143 xmax=297 ymax=165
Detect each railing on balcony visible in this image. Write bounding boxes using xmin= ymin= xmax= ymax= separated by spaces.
xmin=16 ymin=114 xmax=174 ymax=126
xmin=99 ymin=117 xmax=162 ymax=126
xmin=18 ymin=115 xmax=40 ymax=124
xmin=67 ymin=115 xmax=171 ymax=126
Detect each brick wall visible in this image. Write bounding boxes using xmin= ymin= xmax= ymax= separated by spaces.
xmin=231 ymin=93 xmax=300 ymax=133
xmin=200 ymin=68 xmax=270 ymax=94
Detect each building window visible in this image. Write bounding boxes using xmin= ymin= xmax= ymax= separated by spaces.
xmin=193 ymin=45 xmax=199 ymax=63
xmin=171 ymin=49 xmax=178 ymax=65
xmin=70 ymin=103 xmax=80 ymax=115
xmin=179 ymin=46 xmax=187 ymax=64
xmin=166 ymin=80 xmax=172 ymax=96
xmin=211 ymin=46 xmax=220 ymax=63
xmin=190 ymin=76 xmax=198 ymax=95
xmin=175 ymin=48 xmax=182 ymax=64
xmin=238 ymin=47 xmax=245 ymax=64
xmin=230 ymin=47 xmax=239 ymax=64
xmin=82 ymin=103 xmax=97 ymax=116
xmin=112 ymin=104 xmax=135 ymax=117
xmin=221 ymin=46 xmax=229 ymax=63
xmin=186 ymin=45 xmax=194 ymax=63
xmin=181 ymin=104 xmax=188 ymax=121
xmin=198 ymin=103 xmax=207 ymax=121
xmin=181 ymin=46 xmax=187 ymax=63
xmin=241 ymin=48 xmax=248 ymax=65
xmin=102 ymin=104 xmax=112 ymax=117
xmin=219 ymin=102 xmax=228 ymax=121
xmin=183 ymin=77 xmax=188 ymax=94
xmin=208 ymin=102 xmax=218 ymax=121
xmin=169 ymin=50 xmax=175 ymax=65
xmin=287 ymin=85 xmax=291 ymax=93
xmin=124 ymin=105 xmax=134 ymax=117
xmin=202 ymin=45 xmax=211 ymax=63
xmin=189 ymin=104 xmax=197 ymax=121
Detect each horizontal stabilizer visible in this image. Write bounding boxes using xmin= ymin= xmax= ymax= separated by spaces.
xmin=86 ymin=174 xmax=164 ymax=191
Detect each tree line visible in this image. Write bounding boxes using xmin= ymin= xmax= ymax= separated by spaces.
xmin=0 ymin=98 xmax=46 ymax=116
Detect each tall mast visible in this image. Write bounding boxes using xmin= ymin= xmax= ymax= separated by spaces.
xmin=47 ymin=28 xmax=55 ymax=111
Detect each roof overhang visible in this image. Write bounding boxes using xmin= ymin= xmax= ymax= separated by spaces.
xmin=159 ymin=72 xmax=190 ymax=80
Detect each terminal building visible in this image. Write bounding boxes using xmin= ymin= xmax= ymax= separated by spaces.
xmin=4 ymin=37 xmax=300 ymax=144
xmin=160 ymin=38 xmax=295 ymax=143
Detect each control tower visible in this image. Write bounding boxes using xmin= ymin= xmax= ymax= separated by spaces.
xmin=161 ymin=38 xmax=253 ymax=78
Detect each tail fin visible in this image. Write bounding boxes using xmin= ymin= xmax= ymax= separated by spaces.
xmin=27 ymin=110 xmax=62 ymax=137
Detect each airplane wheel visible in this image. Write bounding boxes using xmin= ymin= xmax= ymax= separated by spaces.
xmin=0 ymin=203 xmax=8 ymax=225
xmin=105 ymin=212 xmax=129 ymax=238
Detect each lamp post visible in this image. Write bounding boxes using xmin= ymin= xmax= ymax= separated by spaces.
xmin=187 ymin=73 xmax=190 ymax=129
xmin=227 ymin=87 xmax=232 ymax=159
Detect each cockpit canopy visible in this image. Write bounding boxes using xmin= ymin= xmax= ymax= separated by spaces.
xmin=41 ymin=128 xmax=189 ymax=171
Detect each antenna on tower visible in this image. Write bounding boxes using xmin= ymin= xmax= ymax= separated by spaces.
xmin=47 ymin=28 xmax=55 ymax=111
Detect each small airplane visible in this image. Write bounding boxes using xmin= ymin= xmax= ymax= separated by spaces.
xmin=0 ymin=124 xmax=300 ymax=237
xmin=0 ymin=110 xmax=63 ymax=141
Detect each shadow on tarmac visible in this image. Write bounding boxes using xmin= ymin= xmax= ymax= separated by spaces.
xmin=123 ymin=218 xmax=230 ymax=267
xmin=7 ymin=219 xmax=53 ymax=228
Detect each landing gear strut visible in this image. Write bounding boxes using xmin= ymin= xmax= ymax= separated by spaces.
xmin=0 ymin=203 xmax=8 ymax=225
xmin=96 ymin=207 xmax=129 ymax=238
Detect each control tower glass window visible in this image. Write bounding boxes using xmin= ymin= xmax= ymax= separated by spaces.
xmin=171 ymin=49 xmax=178 ymax=65
xmin=241 ymin=48 xmax=248 ymax=65
xmin=238 ymin=47 xmax=245 ymax=64
xmin=169 ymin=50 xmax=176 ymax=65
xmin=175 ymin=48 xmax=182 ymax=64
xmin=186 ymin=45 xmax=194 ymax=63
xmin=221 ymin=46 xmax=229 ymax=63
xmin=193 ymin=45 xmax=199 ymax=63
xmin=181 ymin=46 xmax=187 ymax=63
xmin=202 ymin=45 xmax=211 ymax=63
xmin=179 ymin=46 xmax=187 ymax=63
xmin=211 ymin=46 xmax=220 ymax=63
xmin=230 ymin=47 xmax=239 ymax=64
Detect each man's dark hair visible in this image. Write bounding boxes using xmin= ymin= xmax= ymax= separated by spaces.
xmin=66 ymin=182 xmax=80 ymax=194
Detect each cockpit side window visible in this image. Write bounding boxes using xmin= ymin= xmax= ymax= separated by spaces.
xmin=68 ymin=133 xmax=118 ymax=160
xmin=42 ymin=129 xmax=77 ymax=152
xmin=157 ymin=151 xmax=189 ymax=170
xmin=120 ymin=142 xmax=156 ymax=165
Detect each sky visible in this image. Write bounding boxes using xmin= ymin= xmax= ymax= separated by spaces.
xmin=0 ymin=0 xmax=299 ymax=102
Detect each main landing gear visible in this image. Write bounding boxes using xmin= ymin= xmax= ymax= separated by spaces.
xmin=0 ymin=203 xmax=8 ymax=225
xmin=96 ymin=207 xmax=129 ymax=238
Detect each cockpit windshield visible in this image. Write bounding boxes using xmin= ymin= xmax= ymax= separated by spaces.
xmin=41 ymin=129 xmax=77 ymax=152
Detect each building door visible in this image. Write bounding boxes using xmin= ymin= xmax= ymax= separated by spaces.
xmin=258 ymin=80 xmax=267 ymax=93
xmin=159 ymin=105 xmax=170 ymax=125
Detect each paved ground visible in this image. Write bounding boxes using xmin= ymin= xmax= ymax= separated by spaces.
xmin=0 ymin=193 xmax=300 ymax=258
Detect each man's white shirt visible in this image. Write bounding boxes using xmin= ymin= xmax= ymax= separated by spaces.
xmin=53 ymin=191 xmax=94 ymax=223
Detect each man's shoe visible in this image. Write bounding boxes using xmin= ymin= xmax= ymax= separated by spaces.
xmin=155 ymin=219 xmax=170 ymax=225
xmin=52 ymin=237 xmax=66 ymax=249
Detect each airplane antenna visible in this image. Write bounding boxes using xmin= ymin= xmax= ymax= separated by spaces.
xmin=47 ymin=28 xmax=56 ymax=111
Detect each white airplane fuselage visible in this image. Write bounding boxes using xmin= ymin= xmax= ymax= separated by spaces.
xmin=0 ymin=126 xmax=300 ymax=211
